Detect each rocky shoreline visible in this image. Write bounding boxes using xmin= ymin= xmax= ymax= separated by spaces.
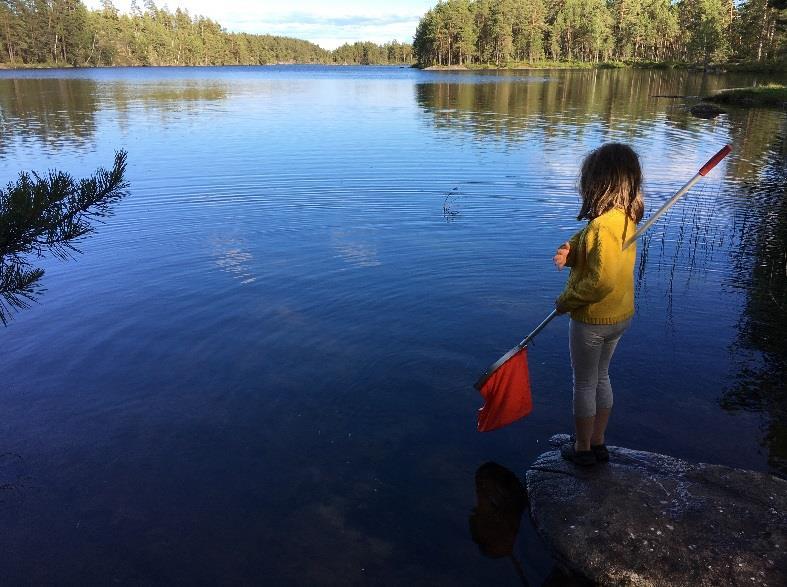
xmin=525 ymin=434 xmax=787 ymax=586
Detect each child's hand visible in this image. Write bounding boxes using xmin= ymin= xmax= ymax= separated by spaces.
xmin=553 ymin=242 xmax=570 ymax=270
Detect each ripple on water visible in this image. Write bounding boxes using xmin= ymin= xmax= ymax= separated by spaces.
xmin=0 ymin=66 xmax=784 ymax=584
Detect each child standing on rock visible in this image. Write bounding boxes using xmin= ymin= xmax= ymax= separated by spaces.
xmin=552 ymin=143 xmax=644 ymax=466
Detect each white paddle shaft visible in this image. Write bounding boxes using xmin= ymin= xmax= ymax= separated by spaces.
xmin=623 ymin=173 xmax=702 ymax=250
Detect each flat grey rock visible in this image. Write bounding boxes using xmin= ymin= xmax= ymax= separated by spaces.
xmin=526 ymin=435 xmax=787 ymax=586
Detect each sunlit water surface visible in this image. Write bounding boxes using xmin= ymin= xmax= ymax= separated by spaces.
xmin=1 ymin=66 xmax=785 ymax=584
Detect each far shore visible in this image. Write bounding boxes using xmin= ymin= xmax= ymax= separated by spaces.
xmin=706 ymin=84 xmax=787 ymax=108
xmin=0 ymin=62 xmax=413 ymax=71
xmin=0 ymin=60 xmax=783 ymax=75
xmin=422 ymin=61 xmax=786 ymax=73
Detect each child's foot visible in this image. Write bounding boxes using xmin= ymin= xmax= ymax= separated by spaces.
xmin=591 ymin=444 xmax=609 ymax=463
xmin=560 ymin=442 xmax=596 ymax=466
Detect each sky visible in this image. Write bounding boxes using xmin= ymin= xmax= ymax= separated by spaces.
xmin=83 ymin=1 xmax=435 ymax=49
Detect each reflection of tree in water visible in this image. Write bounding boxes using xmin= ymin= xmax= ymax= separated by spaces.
xmin=0 ymin=78 xmax=100 ymax=153
xmin=107 ymin=82 xmax=230 ymax=127
xmin=721 ymin=130 xmax=787 ymax=477
xmin=626 ymin=115 xmax=786 ymax=460
xmin=634 ymin=108 xmax=785 ymax=315
xmin=415 ymin=70 xmax=773 ymax=144
xmin=0 ymin=78 xmax=229 ymax=155
xmin=725 ymin=108 xmax=787 ymax=181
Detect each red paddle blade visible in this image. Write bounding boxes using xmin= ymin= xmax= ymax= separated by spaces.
xmin=477 ymin=348 xmax=533 ymax=432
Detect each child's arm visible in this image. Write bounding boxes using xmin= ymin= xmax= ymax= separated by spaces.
xmin=553 ymin=230 xmax=582 ymax=270
xmin=564 ymin=231 xmax=582 ymax=267
xmin=553 ymin=243 xmax=570 ymax=270
xmin=555 ymin=225 xmax=618 ymax=313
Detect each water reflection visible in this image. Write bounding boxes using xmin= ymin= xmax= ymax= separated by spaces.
xmin=107 ymin=82 xmax=230 ymax=131
xmin=415 ymin=69 xmax=784 ymax=149
xmin=0 ymin=78 xmax=229 ymax=154
xmin=331 ymin=229 xmax=381 ymax=268
xmin=470 ymin=462 xmax=529 ymax=584
xmin=470 ymin=462 xmax=591 ymax=586
xmin=634 ymin=175 xmax=729 ymax=326
xmin=0 ymin=78 xmax=99 ymax=152
xmin=724 ymin=108 xmax=787 ymax=180
xmin=211 ymin=237 xmax=257 ymax=284
xmin=722 ymin=129 xmax=787 ymax=477
xmin=631 ymin=120 xmax=787 ymax=477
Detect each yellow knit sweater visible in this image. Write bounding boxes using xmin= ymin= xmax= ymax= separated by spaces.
xmin=556 ymin=208 xmax=637 ymax=325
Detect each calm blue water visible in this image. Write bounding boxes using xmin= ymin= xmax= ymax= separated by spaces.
xmin=0 ymin=65 xmax=785 ymax=584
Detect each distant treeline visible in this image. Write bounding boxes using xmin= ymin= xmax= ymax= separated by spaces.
xmin=0 ymin=1 xmax=414 ymax=67
xmin=413 ymin=0 xmax=786 ymax=67
xmin=333 ymin=41 xmax=414 ymax=65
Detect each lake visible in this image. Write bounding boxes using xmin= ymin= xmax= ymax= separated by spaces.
xmin=0 ymin=65 xmax=785 ymax=585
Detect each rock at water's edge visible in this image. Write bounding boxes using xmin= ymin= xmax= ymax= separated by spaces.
xmin=690 ymin=102 xmax=727 ymax=118
xmin=525 ymin=435 xmax=787 ymax=586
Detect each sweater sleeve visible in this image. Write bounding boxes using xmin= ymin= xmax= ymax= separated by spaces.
xmin=556 ymin=224 xmax=619 ymax=313
xmin=563 ymin=230 xmax=583 ymax=268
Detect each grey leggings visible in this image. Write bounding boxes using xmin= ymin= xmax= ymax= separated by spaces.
xmin=569 ymin=319 xmax=631 ymax=418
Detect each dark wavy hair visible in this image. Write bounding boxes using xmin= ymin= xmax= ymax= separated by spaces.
xmin=578 ymin=143 xmax=644 ymax=223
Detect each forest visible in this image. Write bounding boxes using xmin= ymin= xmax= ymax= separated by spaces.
xmin=1 ymin=1 xmax=784 ymax=69
xmin=0 ymin=1 xmax=414 ymax=66
xmin=413 ymin=0 xmax=786 ymax=67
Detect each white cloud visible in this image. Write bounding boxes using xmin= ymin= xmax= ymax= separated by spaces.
xmin=83 ymin=1 xmax=432 ymax=48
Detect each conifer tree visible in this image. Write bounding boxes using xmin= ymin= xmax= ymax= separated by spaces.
xmin=0 ymin=1 xmax=413 ymax=66
xmin=0 ymin=151 xmax=128 ymax=325
xmin=678 ymin=0 xmax=733 ymax=64
xmin=412 ymin=0 xmax=783 ymax=65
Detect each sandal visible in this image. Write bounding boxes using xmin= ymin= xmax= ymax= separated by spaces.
xmin=591 ymin=444 xmax=610 ymax=463
xmin=560 ymin=442 xmax=596 ymax=466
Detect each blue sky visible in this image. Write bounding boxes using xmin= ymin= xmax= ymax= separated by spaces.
xmin=84 ymin=1 xmax=434 ymax=49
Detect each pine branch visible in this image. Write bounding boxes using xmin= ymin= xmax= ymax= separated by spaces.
xmin=0 ymin=151 xmax=129 ymax=325
xmin=0 ymin=261 xmax=45 ymax=326
xmin=0 ymin=150 xmax=128 ymax=262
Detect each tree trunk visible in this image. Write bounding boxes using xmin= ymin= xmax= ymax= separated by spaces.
xmin=757 ymin=7 xmax=768 ymax=62
xmin=88 ymin=33 xmax=96 ymax=65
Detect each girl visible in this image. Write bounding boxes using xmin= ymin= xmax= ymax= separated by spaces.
xmin=552 ymin=143 xmax=644 ymax=466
